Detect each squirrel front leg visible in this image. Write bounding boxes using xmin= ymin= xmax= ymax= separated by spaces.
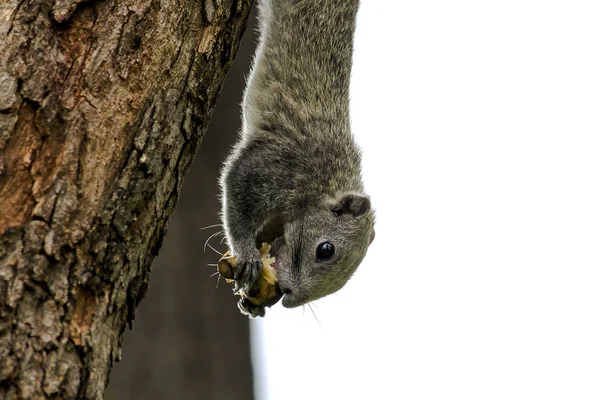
xmin=220 ymin=144 xmax=270 ymax=292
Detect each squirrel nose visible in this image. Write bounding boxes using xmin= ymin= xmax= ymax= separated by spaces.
xmin=281 ymin=287 xmax=292 ymax=295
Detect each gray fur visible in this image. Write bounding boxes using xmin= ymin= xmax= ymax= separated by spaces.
xmin=220 ymin=0 xmax=375 ymax=314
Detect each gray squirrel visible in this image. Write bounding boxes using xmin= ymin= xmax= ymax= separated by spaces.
xmin=220 ymin=0 xmax=375 ymax=317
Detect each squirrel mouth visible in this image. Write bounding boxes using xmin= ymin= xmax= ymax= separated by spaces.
xmin=255 ymin=214 xmax=285 ymax=264
xmin=254 ymin=215 xmax=306 ymax=309
xmin=269 ymin=237 xmax=285 ymax=271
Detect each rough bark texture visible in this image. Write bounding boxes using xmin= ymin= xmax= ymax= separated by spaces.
xmin=0 ymin=0 xmax=253 ymax=398
xmin=106 ymin=7 xmax=258 ymax=399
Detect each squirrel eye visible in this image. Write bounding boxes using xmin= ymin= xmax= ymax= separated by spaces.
xmin=316 ymin=242 xmax=335 ymax=261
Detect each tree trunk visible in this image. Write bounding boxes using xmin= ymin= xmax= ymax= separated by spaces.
xmin=106 ymin=6 xmax=259 ymax=399
xmin=0 ymin=0 xmax=253 ymax=398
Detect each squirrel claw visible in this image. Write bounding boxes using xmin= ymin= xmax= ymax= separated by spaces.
xmin=233 ymin=254 xmax=262 ymax=292
xmin=238 ymin=298 xmax=266 ymax=318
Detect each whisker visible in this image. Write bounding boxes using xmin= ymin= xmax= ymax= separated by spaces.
xmin=206 ymin=241 xmax=223 ymax=256
xmin=199 ymin=223 xmax=224 ymax=230
xmin=216 ymin=274 xmax=221 ymax=288
xmin=307 ymin=302 xmax=321 ymax=328
xmin=207 ymin=263 xmax=218 ymax=267
xmin=204 ymin=231 xmax=223 ymax=252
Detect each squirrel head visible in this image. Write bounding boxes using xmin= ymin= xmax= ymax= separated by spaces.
xmin=266 ymin=192 xmax=375 ymax=308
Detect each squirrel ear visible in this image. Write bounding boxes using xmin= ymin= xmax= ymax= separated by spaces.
xmin=332 ymin=193 xmax=371 ymax=218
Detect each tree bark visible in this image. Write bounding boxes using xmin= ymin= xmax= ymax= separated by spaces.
xmin=0 ymin=0 xmax=253 ymax=398
xmin=106 ymin=6 xmax=259 ymax=399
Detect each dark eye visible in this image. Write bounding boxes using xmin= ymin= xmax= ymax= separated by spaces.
xmin=316 ymin=242 xmax=335 ymax=261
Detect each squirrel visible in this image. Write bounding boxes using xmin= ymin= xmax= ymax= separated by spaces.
xmin=220 ymin=0 xmax=375 ymax=317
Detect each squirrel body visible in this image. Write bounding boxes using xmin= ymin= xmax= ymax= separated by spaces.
xmin=220 ymin=0 xmax=374 ymax=316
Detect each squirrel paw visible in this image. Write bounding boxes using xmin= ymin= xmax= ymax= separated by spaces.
xmin=238 ymin=298 xmax=266 ymax=318
xmin=233 ymin=249 xmax=263 ymax=292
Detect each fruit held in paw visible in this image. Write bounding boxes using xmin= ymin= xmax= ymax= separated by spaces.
xmin=217 ymin=242 xmax=283 ymax=308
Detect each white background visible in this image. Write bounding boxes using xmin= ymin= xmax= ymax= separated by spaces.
xmin=252 ymin=1 xmax=600 ymax=399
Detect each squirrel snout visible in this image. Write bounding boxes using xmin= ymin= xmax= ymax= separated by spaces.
xmin=281 ymin=287 xmax=292 ymax=295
